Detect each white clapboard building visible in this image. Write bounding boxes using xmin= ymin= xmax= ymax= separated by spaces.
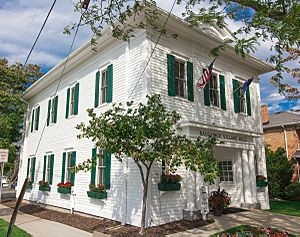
xmin=17 ymin=7 xmax=273 ymax=227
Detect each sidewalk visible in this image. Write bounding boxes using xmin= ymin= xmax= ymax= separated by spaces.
xmin=0 ymin=204 xmax=92 ymax=237
xmin=167 ymin=209 xmax=300 ymax=236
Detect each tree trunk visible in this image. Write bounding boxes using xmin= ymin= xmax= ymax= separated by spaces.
xmin=139 ymin=177 xmax=148 ymax=235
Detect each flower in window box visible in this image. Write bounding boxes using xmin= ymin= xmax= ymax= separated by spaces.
xmin=38 ymin=180 xmax=50 ymax=187
xmin=89 ymin=184 xmax=106 ymax=193
xmin=161 ymin=173 xmax=182 ymax=184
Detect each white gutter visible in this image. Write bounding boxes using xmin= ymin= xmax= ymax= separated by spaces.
xmin=264 ymin=121 xmax=300 ymax=129
xmin=282 ymin=125 xmax=289 ymax=158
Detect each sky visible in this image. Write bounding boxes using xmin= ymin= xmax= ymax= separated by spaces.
xmin=0 ymin=0 xmax=298 ymax=114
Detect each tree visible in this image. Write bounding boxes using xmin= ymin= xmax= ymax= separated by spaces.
xmin=76 ymin=95 xmax=218 ymax=235
xmin=0 ymin=58 xmax=42 ymax=178
xmin=265 ymin=145 xmax=294 ymax=199
xmin=68 ymin=0 xmax=300 ymax=99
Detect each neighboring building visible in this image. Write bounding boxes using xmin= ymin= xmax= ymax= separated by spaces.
xmin=262 ymin=105 xmax=300 ymax=182
xmin=18 ymin=7 xmax=273 ymax=227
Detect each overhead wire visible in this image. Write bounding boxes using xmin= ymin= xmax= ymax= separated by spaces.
xmin=23 ymin=0 xmax=57 ymax=67
xmin=127 ymin=0 xmax=177 ymax=100
xmin=32 ymin=7 xmax=87 ymax=158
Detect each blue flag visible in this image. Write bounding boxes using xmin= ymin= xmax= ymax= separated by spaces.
xmin=241 ymin=77 xmax=253 ymax=97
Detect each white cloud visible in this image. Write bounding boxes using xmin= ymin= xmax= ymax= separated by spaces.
xmin=268 ymin=104 xmax=282 ymax=113
xmin=264 ymin=93 xmax=285 ymax=103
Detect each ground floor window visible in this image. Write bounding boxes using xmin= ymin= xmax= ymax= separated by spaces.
xmin=219 ymin=160 xmax=233 ymax=182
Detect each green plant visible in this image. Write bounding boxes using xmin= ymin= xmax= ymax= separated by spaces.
xmin=285 ymin=182 xmax=300 ymax=201
xmin=89 ymin=184 xmax=106 ymax=193
xmin=161 ymin=174 xmax=182 ymax=184
xmin=265 ymin=146 xmax=294 ymax=199
xmin=38 ymin=180 xmax=49 ymax=187
xmin=209 ymin=187 xmax=231 ymax=209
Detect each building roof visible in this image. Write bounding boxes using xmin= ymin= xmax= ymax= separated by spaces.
xmin=22 ymin=6 xmax=274 ymax=101
xmin=263 ymin=111 xmax=300 ymax=129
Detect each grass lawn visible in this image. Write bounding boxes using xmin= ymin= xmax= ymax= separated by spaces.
xmin=270 ymin=200 xmax=300 ymax=217
xmin=0 ymin=218 xmax=31 ymax=237
xmin=211 ymin=225 xmax=296 ymax=237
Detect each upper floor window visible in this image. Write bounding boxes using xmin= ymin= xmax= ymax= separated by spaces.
xmin=31 ymin=106 xmax=40 ymax=132
xmin=101 ymin=70 xmax=108 ymax=104
xmin=70 ymin=86 xmax=76 ymax=116
xmin=237 ymin=81 xmax=247 ymax=114
xmin=167 ymin=54 xmax=194 ymax=102
xmin=219 ymin=160 xmax=233 ymax=182
xmin=175 ymin=59 xmax=186 ymax=98
xmin=94 ymin=64 xmax=113 ymax=107
xmin=65 ymin=83 xmax=79 ymax=118
xmin=232 ymin=79 xmax=251 ymax=116
xmin=209 ymin=74 xmax=219 ymax=107
xmin=47 ymin=95 xmax=58 ymax=126
xmin=204 ymin=73 xmax=226 ymax=110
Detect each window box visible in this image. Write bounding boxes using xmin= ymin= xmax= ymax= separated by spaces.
xmin=87 ymin=191 xmax=107 ymax=199
xmin=26 ymin=182 xmax=33 ymax=190
xmin=57 ymin=187 xmax=71 ymax=194
xmin=158 ymin=182 xmax=181 ymax=191
xmin=39 ymin=185 xmax=51 ymax=192
xmin=256 ymin=180 xmax=268 ymax=188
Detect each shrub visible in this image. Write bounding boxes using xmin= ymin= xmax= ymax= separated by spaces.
xmin=265 ymin=146 xmax=294 ymax=199
xmin=89 ymin=184 xmax=105 ymax=192
xmin=285 ymin=182 xmax=300 ymax=200
xmin=161 ymin=173 xmax=182 ymax=183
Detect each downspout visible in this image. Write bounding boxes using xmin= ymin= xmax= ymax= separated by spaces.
xmin=282 ymin=125 xmax=289 ymax=158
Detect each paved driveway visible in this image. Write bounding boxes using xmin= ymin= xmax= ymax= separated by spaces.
xmin=167 ymin=209 xmax=300 ymax=237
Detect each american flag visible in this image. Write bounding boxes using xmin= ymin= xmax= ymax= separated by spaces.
xmin=196 ymin=58 xmax=216 ymax=89
xmin=240 ymin=77 xmax=254 ymax=97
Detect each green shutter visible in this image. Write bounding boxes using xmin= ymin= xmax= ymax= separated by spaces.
xmin=47 ymin=100 xmax=51 ymax=126
xmin=70 ymin=151 xmax=76 ymax=186
xmin=54 ymin=95 xmax=58 ymax=123
xmin=105 ymin=151 xmax=111 ymax=190
xmin=203 ymin=69 xmax=210 ymax=106
xmin=91 ymin=148 xmax=96 ymax=185
xmin=35 ymin=106 xmax=40 ymax=130
xmin=233 ymin=79 xmax=240 ymax=113
xmin=49 ymin=154 xmax=54 ymax=185
xmin=31 ymin=157 xmax=36 ymax=182
xmin=167 ymin=54 xmax=176 ymax=96
xmin=43 ymin=155 xmax=47 ymax=181
xmin=94 ymin=72 xmax=100 ymax=107
xmin=61 ymin=152 xmax=66 ymax=183
xmin=187 ymin=62 xmax=194 ymax=102
xmin=74 ymin=83 xmax=79 ymax=115
xmin=219 ymin=75 xmax=226 ymax=110
xmin=246 ymin=87 xmax=251 ymax=116
xmin=65 ymin=88 xmax=70 ymax=118
xmin=26 ymin=158 xmax=30 ymax=178
xmin=31 ymin=109 xmax=35 ymax=132
xmin=107 ymin=64 xmax=113 ymax=103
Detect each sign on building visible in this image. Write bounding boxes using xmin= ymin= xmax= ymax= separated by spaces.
xmin=200 ymin=185 xmax=209 ymax=220
xmin=0 ymin=149 xmax=9 ymax=163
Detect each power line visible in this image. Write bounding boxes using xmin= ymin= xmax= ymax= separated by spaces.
xmin=16 ymin=0 xmax=41 ymax=63
xmin=23 ymin=0 xmax=57 ymax=67
xmin=128 ymin=0 xmax=177 ymax=99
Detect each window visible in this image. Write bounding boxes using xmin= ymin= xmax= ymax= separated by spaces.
xmin=219 ymin=160 xmax=233 ymax=182
xmin=209 ymin=74 xmax=219 ymax=107
xmin=27 ymin=157 xmax=36 ymax=182
xmin=66 ymin=152 xmax=73 ymax=182
xmin=101 ymin=70 xmax=108 ymax=104
xmin=175 ymin=59 xmax=186 ymax=98
xmin=97 ymin=148 xmax=107 ymax=185
xmin=70 ymin=86 xmax=76 ymax=116
xmin=45 ymin=155 xmax=51 ymax=182
xmin=90 ymin=148 xmax=110 ymax=189
xmin=31 ymin=106 xmax=40 ymax=132
xmin=50 ymin=97 xmax=55 ymax=123
xmin=237 ymin=81 xmax=246 ymax=114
